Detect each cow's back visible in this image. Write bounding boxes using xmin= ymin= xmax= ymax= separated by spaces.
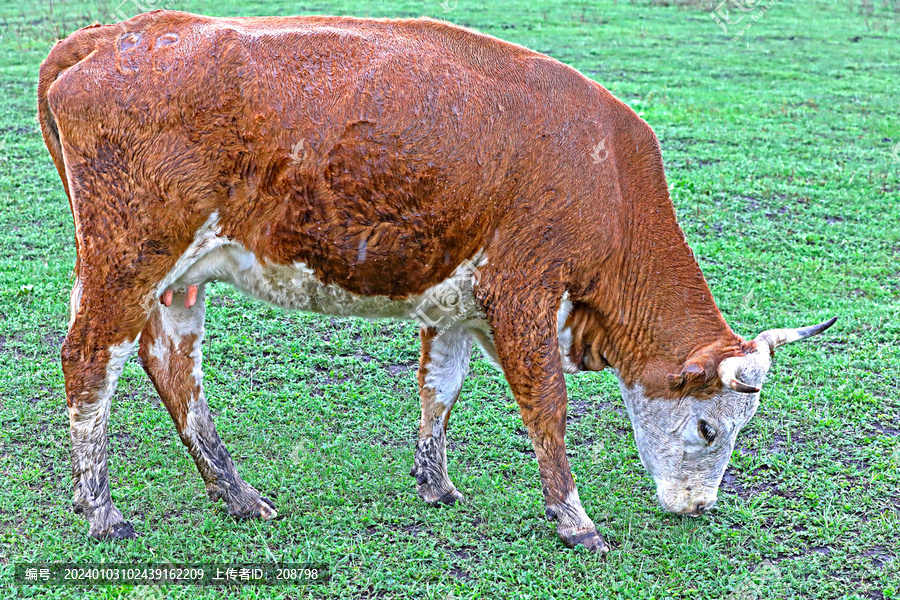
xmin=43 ymin=11 xmax=620 ymax=298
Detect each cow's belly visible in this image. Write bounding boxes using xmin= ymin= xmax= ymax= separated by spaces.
xmin=156 ymin=214 xmax=487 ymax=328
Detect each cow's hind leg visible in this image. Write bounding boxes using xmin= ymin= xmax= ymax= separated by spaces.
xmin=411 ymin=327 xmax=473 ymax=505
xmin=64 ymin=278 xmax=147 ymax=539
xmin=138 ymin=285 xmax=276 ymax=521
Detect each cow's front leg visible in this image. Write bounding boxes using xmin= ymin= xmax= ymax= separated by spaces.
xmin=411 ymin=326 xmax=473 ymax=505
xmin=482 ymin=290 xmax=609 ymax=552
xmin=138 ymin=284 xmax=276 ymax=521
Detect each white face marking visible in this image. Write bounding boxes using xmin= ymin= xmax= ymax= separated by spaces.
xmin=618 ymin=349 xmax=772 ymax=514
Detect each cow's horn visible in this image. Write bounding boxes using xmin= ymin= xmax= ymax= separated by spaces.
xmin=755 ymin=316 xmax=838 ymax=353
xmin=717 ymin=356 xmax=760 ymax=394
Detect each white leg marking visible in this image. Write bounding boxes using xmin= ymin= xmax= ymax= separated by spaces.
xmin=556 ymin=292 xmax=579 ymax=374
xmin=68 ymin=275 xmax=83 ymax=331
xmin=70 ymin=335 xmax=140 ymax=535
xmin=423 ymin=327 xmax=474 ymax=408
xmin=470 ymin=327 xmax=502 ymax=370
xmin=548 ymin=488 xmax=594 ymax=532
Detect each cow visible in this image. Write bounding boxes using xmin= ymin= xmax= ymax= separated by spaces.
xmin=38 ymin=10 xmax=835 ymax=552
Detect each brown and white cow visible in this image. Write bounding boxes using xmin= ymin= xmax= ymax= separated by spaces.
xmin=38 ymin=11 xmax=834 ymax=551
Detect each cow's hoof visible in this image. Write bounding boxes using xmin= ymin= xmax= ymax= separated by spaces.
xmin=91 ymin=521 xmax=138 ymax=541
xmin=229 ymin=495 xmax=278 ymax=520
xmin=417 ymin=484 xmax=464 ymax=506
xmin=559 ymin=528 xmax=610 ymax=553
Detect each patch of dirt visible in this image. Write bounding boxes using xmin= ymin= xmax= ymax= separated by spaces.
xmin=369 ymin=436 xmax=410 ymax=450
xmin=862 ymin=546 xmax=894 ymax=569
xmin=842 ymin=456 xmax=871 ymax=472
xmin=0 ymin=125 xmax=35 ymax=136
xmin=720 ymin=466 xmax=785 ymax=500
xmin=739 ymin=430 xmax=807 ymax=458
xmin=110 ymin=430 xmax=136 ymax=450
xmin=770 ymin=432 xmax=789 ymax=453
xmin=401 ymin=523 xmax=421 ymax=535
xmin=591 ymin=397 xmax=628 ymax=417
xmin=386 ymin=361 xmax=417 ymax=377
xmin=773 ymin=545 xmax=831 ymax=563
xmin=0 ymin=334 xmax=26 ymax=359
xmin=566 ymin=399 xmax=590 ymax=424
xmin=313 ymin=365 xmax=350 ymax=385
xmin=449 ymin=566 xmax=472 ymax=581
xmin=765 ymin=206 xmax=790 ymax=221
xmin=873 ymin=422 xmax=900 ymax=437
xmin=41 ymin=332 xmax=65 ymax=349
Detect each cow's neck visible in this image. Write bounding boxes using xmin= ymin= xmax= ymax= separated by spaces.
xmin=568 ymin=136 xmax=744 ymax=397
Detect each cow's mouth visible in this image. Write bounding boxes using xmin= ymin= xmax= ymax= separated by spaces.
xmin=656 ymin=483 xmax=718 ymax=517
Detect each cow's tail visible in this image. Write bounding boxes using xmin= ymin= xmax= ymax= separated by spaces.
xmin=37 ymin=23 xmax=116 ymax=271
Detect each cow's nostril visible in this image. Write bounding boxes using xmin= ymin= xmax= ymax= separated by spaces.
xmin=692 ymin=502 xmax=706 ymax=516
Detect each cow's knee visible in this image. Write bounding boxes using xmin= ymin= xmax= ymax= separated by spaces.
xmin=411 ymin=327 xmax=472 ymax=506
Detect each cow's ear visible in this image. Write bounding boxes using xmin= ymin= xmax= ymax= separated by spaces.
xmin=667 ymin=362 xmax=706 ymax=391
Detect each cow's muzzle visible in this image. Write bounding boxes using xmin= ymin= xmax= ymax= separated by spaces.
xmin=656 ymin=482 xmax=718 ymax=516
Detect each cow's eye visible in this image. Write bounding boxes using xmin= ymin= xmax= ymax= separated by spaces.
xmin=697 ymin=420 xmax=717 ymax=445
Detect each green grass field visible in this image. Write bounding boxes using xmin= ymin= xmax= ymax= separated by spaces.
xmin=1 ymin=0 xmax=898 ymax=598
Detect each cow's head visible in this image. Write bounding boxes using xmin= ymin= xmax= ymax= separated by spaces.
xmin=562 ymin=309 xmax=836 ymax=516
xmin=616 ymin=317 xmax=836 ymax=516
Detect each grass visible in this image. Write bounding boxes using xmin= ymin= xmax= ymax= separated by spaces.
xmin=0 ymin=0 xmax=898 ymax=598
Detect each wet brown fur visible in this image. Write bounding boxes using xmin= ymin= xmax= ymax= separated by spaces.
xmin=39 ymin=11 xmax=752 ymax=547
